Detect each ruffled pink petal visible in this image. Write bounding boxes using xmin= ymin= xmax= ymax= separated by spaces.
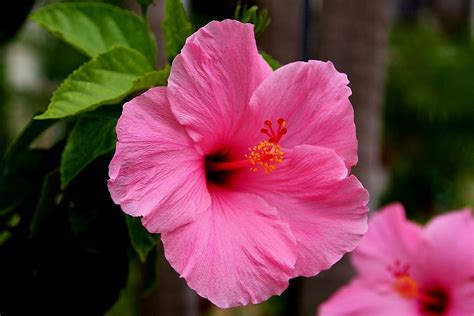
xmin=418 ymin=209 xmax=474 ymax=287
xmin=351 ymin=203 xmax=423 ymax=287
xmin=318 ymin=279 xmax=419 ymax=316
xmin=168 ymin=20 xmax=272 ymax=155
xmin=248 ymin=60 xmax=357 ymax=168
xmin=108 ymin=87 xmax=211 ymax=233
xmin=237 ymin=145 xmax=368 ymax=277
xmin=448 ymin=281 xmax=474 ymax=316
xmin=161 ymin=190 xmax=297 ymax=308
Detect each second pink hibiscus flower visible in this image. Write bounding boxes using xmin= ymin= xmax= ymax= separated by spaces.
xmin=319 ymin=204 xmax=474 ymax=316
xmin=108 ymin=19 xmax=369 ymax=307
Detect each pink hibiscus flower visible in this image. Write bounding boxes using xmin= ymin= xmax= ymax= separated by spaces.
xmin=108 ymin=20 xmax=369 ymax=308
xmin=319 ymin=203 xmax=474 ymax=316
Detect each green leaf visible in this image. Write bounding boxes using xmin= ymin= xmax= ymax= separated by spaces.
xmin=2 ymin=118 xmax=56 ymax=173
xmin=30 ymin=2 xmax=157 ymax=65
xmin=0 ymin=149 xmax=50 ymax=214
xmin=35 ymin=46 xmax=154 ymax=120
xmin=0 ymin=231 xmax=12 ymax=246
xmin=1 ymin=142 xmax=64 ymax=223
xmin=132 ymin=64 xmax=171 ymax=90
xmin=6 ymin=213 xmax=21 ymax=228
xmin=60 ymin=110 xmax=119 ymax=189
xmin=142 ymin=247 xmax=159 ymax=295
xmin=235 ymin=3 xmax=270 ymax=38
xmin=29 ymin=170 xmax=60 ymax=239
xmin=260 ymin=51 xmax=281 ymax=70
xmin=0 ymin=201 xmax=21 ymax=217
xmin=68 ymin=202 xmax=99 ymax=237
xmin=126 ymin=216 xmax=159 ymax=262
xmin=162 ymin=0 xmax=192 ymax=62
xmin=105 ymin=259 xmax=141 ymax=316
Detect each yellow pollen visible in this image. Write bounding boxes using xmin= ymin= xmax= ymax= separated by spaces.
xmin=394 ymin=275 xmax=419 ymax=299
xmin=245 ymin=140 xmax=284 ymax=174
xmin=245 ymin=118 xmax=287 ymax=174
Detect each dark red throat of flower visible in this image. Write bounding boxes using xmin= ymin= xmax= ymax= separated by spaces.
xmin=418 ymin=287 xmax=450 ymax=316
xmin=206 ymin=118 xmax=288 ymax=176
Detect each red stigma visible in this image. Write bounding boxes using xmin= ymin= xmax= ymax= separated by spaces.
xmin=260 ymin=118 xmax=287 ymax=145
xmin=387 ymin=259 xmax=411 ymax=277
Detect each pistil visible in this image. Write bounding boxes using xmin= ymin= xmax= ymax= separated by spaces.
xmin=205 ymin=118 xmax=288 ymax=174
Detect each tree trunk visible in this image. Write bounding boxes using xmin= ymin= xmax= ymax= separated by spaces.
xmin=300 ymin=0 xmax=393 ymax=315
xmin=256 ymin=0 xmax=305 ymax=64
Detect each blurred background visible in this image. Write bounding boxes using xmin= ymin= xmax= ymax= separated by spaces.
xmin=0 ymin=0 xmax=473 ymax=315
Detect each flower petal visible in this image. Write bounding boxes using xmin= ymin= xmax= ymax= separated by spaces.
xmin=351 ymin=203 xmax=423 ymax=287
xmin=449 ymin=281 xmax=474 ymax=316
xmin=168 ymin=20 xmax=272 ymax=155
xmin=238 ymin=145 xmax=369 ymax=277
xmin=108 ymin=87 xmax=211 ymax=233
xmin=249 ymin=60 xmax=357 ymax=168
xmin=319 ymin=279 xmax=419 ymax=316
xmin=418 ymin=209 xmax=474 ymax=287
xmin=161 ymin=190 xmax=297 ymax=308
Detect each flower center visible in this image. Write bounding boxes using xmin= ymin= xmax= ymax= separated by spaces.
xmin=388 ymin=260 xmax=419 ymax=298
xmin=394 ymin=275 xmax=419 ymax=299
xmin=245 ymin=118 xmax=287 ymax=174
xmin=206 ymin=118 xmax=287 ymax=175
xmin=387 ymin=260 xmax=450 ymax=315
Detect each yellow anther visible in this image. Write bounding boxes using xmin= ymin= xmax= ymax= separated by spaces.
xmin=394 ymin=275 xmax=419 ymax=299
xmin=245 ymin=140 xmax=284 ymax=174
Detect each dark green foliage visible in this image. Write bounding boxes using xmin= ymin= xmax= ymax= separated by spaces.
xmin=142 ymin=247 xmax=159 ymax=294
xmin=381 ymin=22 xmax=474 ymax=217
xmin=60 ymin=107 xmax=120 ymax=188
xmin=126 ymin=216 xmax=160 ymax=262
xmin=24 ymin=159 xmax=127 ymax=315
xmin=0 ymin=2 xmax=176 ymax=314
xmin=162 ymin=0 xmax=193 ymax=62
xmin=31 ymin=2 xmax=157 ymax=64
xmin=0 ymin=50 xmax=6 ymax=157
xmin=0 ymin=115 xmax=128 ymax=315
xmin=0 ymin=120 xmax=60 ymax=221
xmin=0 ymin=0 xmax=35 ymax=44
xmin=2 ymin=118 xmax=56 ymax=173
xmin=35 ymin=46 xmax=155 ymax=119
xmin=234 ymin=2 xmax=270 ymax=38
xmin=29 ymin=169 xmax=60 ymax=238
xmin=260 ymin=51 xmax=281 ymax=70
